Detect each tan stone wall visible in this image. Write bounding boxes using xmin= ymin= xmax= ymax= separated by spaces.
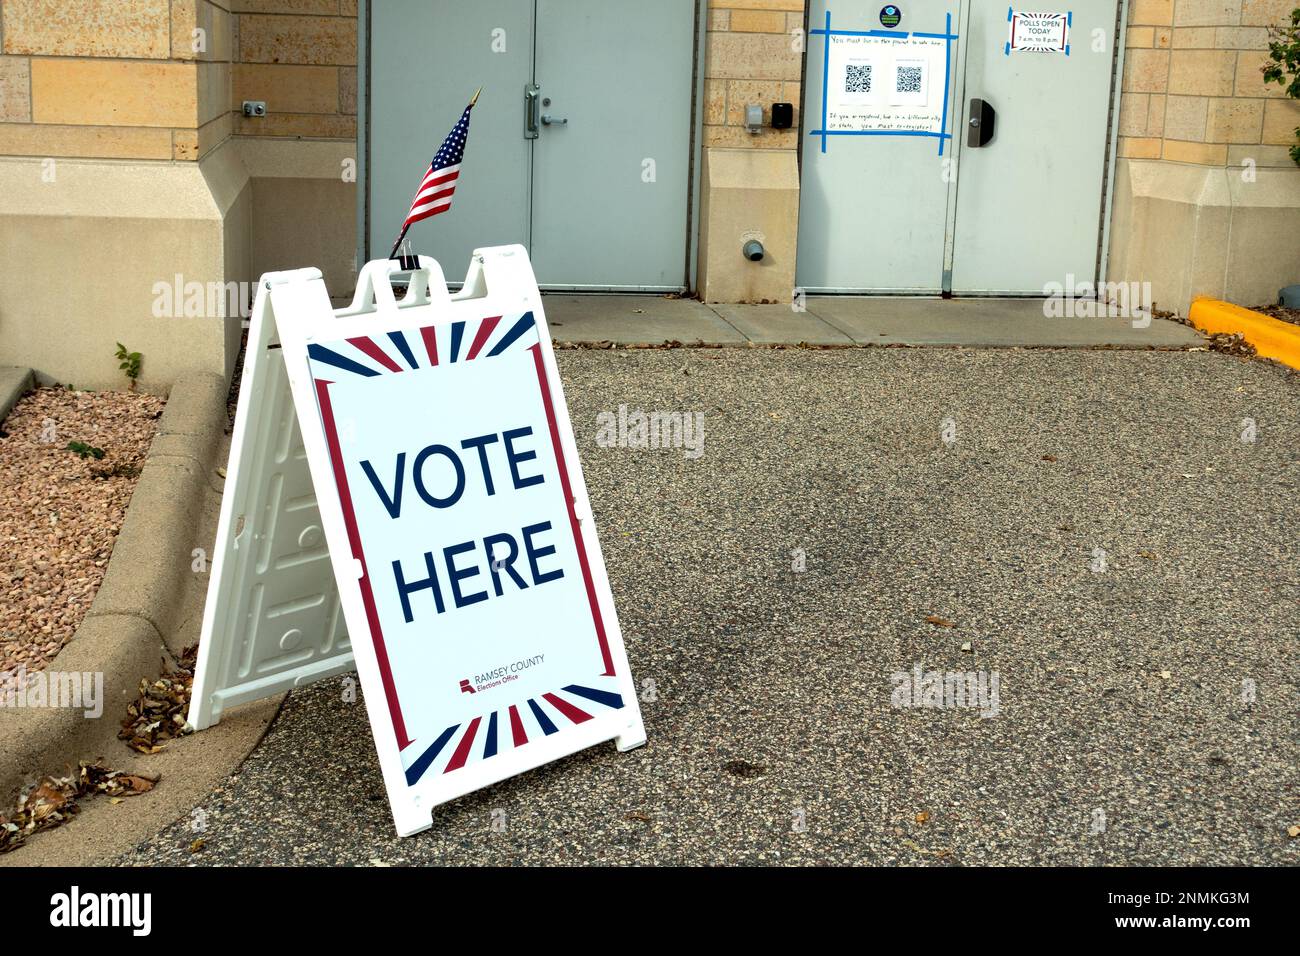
xmin=0 ymin=0 xmax=234 ymax=161
xmin=232 ymin=0 xmax=357 ymax=141
xmin=1118 ymin=0 xmax=1300 ymax=169
xmin=1108 ymin=1 xmax=1300 ymax=316
xmin=228 ymin=3 xmax=360 ymax=299
xmin=0 ymin=0 xmax=361 ymax=161
xmin=705 ymin=0 xmax=805 ymax=149
xmin=697 ymin=2 xmax=807 ymax=303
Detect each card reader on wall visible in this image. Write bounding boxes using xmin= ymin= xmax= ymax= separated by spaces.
xmin=771 ymin=102 xmax=793 ymax=129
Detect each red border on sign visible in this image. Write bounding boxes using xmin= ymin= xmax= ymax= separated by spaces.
xmin=315 ymin=378 xmax=413 ymax=750
xmin=527 ymin=342 xmax=616 ymax=677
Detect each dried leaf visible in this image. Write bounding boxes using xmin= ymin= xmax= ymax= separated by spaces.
xmin=0 ymin=761 xmax=161 ymax=855
xmin=118 ymin=672 xmax=193 ymax=754
xmin=925 ymin=615 xmax=954 ymax=628
xmin=915 ymin=811 xmax=930 ymax=825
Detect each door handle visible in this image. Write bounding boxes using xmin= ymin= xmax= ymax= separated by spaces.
xmin=524 ymin=83 xmax=540 ymax=139
xmin=967 ymin=98 xmax=995 ymax=148
xmin=541 ymin=114 xmax=567 ymax=126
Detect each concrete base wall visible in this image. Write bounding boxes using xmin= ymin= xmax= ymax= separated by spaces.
xmin=0 ymin=142 xmax=250 ymax=391
xmin=240 ymin=139 xmax=358 ymax=304
xmin=698 ymin=148 xmax=800 ymax=304
xmin=0 ymin=138 xmax=360 ymax=391
xmin=1108 ymin=158 xmax=1300 ymax=317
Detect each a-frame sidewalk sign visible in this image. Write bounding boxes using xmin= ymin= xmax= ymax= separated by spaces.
xmin=187 ymin=245 xmax=646 ymax=836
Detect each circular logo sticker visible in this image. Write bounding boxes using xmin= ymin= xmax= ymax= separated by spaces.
xmin=880 ymin=5 xmax=902 ymax=27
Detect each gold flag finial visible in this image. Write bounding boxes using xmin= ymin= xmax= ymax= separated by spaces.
xmin=470 ymin=87 xmax=482 ymax=107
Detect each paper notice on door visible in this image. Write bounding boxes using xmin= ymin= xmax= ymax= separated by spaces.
xmin=1007 ymin=11 xmax=1070 ymax=54
xmin=825 ymin=34 xmax=947 ymax=134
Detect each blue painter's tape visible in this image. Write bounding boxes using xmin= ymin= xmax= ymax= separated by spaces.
xmin=1065 ymin=44 xmax=1070 ymax=55
xmin=812 ymin=28 xmax=908 ymax=37
xmin=1067 ymin=10 xmax=1073 ymax=27
xmin=939 ymin=11 xmax=952 ymax=156
xmin=1007 ymin=5 xmax=1014 ymax=20
xmin=820 ymin=9 xmax=830 ymax=154
xmin=813 ymin=8 xmax=959 ymax=156
xmin=1004 ymin=41 xmax=1011 ymax=55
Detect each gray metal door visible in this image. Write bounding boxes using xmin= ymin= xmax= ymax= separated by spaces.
xmin=950 ymin=1 xmax=1119 ymax=293
xmin=796 ymin=1 xmax=1120 ymax=294
xmin=532 ymin=0 xmax=696 ymax=290
xmin=368 ymin=0 xmax=695 ymax=290
xmin=797 ymin=0 xmax=961 ymax=293
xmin=369 ymin=1 xmax=533 ymax=275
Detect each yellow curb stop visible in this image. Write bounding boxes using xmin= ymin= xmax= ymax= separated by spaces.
xmin=1188 ymin=298 xmax=1300 ymax=370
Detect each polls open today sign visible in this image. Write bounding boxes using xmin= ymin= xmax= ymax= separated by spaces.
xmin=191 ymin=248 xmax=645 ymax=837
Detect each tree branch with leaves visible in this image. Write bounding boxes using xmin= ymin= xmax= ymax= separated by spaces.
xmin=1262 ymin=8 xmax=1300 ymax=166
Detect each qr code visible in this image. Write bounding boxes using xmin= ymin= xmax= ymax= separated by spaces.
xmin=896 ymin=66 xmax=923 ymax=94
xmin=845 ymin=63 xmax=872 ymax=93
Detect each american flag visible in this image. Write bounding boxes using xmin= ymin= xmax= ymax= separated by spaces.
xmin=391 ymin=93 xmax=477 ymax=257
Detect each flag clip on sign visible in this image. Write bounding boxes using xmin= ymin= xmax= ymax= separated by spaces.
xmin=188 ymin=247 xmax=646 ymax=836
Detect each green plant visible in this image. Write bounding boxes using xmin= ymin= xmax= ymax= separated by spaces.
xmin=114 ymin=342 xmax=142 ymax=389
xmin=66 ymin=441 xmax=106 ymax=460
xmin=1262 ymin=8 xmax=1300 ymax=166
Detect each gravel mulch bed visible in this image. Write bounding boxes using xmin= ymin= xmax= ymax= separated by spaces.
xmin=0 ymin=387 xmax=164 ymax=674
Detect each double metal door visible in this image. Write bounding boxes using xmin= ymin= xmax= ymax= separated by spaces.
xmin=797 ymin=0 xmax=1121 ymax=294
xmin=369 ymin=0 xmax=696 ymax=290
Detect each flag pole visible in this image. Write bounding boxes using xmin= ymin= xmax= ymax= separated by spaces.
xmin=390 ymin=88 xmax=482 ymax=261
xmin=388 ymin=223 xmax=412 ymax=261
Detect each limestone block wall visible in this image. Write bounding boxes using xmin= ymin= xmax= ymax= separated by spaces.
xmin=1118 ymin=0 xmax=1299 ymax=167
xmin=0 ymin=0 xmax=233 ymax=161
xmin=699 ymin=0 xmax=806 ymax=303
xmin=1109 ymin=0 xmax=1300 ymax=314
xmin=0 ymin=1 xmax=363 ymax=388
xmin=231 ymin=0 xmax=357 ymax=141
xmin=0 ymin=0 xmax=249 ymax=389
xmin=229 ymin=1 xmax=359 ymax=303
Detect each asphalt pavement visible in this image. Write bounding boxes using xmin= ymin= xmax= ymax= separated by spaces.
xmin=122 ymin=346 xmax=1299 ymax=865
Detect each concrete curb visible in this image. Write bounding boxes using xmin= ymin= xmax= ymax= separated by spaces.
xmin=0 ymin=367 xmax=34 ymax=421
xmin=0 ymin=372 xmax=229 ymax=800
xmin=1188 ymin=298 xmax=1300 ymax=370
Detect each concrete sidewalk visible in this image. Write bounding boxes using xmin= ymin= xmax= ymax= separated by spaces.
xmin=542 ymin=295 xmax=1202 ymax=349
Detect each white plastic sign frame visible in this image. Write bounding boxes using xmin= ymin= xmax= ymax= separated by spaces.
xmin=189 ymin=246 xmax=645 ymax=836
